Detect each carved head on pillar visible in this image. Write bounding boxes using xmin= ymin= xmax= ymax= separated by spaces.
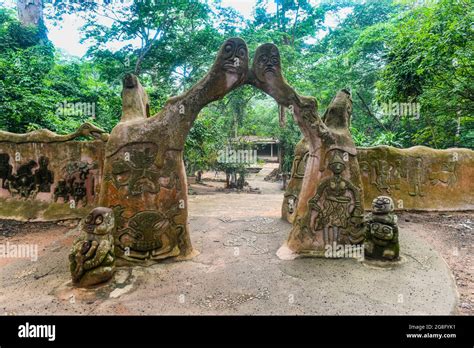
xmin=248 ymin=43 xmax=298 ymax=106
xmin=252 ymin=43 xmax=282 ymax=83
xmin=121 ymin=73 xmax=150 ymax=122
xmin=319 ymin=89 xmax=356 ymax=170
xmin=221 ymin=38 xmax=248 ymax=74
xmin=323 ymin=89 xmax=353 ymax=130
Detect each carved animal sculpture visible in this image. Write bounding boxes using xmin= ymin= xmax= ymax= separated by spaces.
xmin=69 ymin=207 xmax=116 ymax=287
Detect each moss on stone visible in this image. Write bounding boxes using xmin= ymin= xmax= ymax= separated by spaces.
xmin=0 ymin=197 xmax=90 ymax=221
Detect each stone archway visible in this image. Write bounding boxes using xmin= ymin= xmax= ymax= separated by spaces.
xmin=99 ymin=38 xmax=364 ymax=265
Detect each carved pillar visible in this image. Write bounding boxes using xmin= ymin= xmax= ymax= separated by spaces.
xmin=245 ymin=43 xmax=364 ymax=258
xmin=99 ymin=38 xmax=249 ymax=264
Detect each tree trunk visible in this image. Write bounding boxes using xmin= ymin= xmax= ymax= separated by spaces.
xmin=279 ymin=104 xmax=286 ymax=128
xmin=279 ymin=143 xmax=285 ymax=172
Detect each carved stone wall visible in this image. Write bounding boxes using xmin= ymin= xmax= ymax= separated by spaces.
xmin=0 ymin=124 xmax=107 ymax=220
xmin=283 ymin=141 xmax=474 ymax=222
xmin=358 ymin=146 xmax=474 ymax=211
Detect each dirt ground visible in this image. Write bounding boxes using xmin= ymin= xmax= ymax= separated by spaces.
xmin=399 ymin=211 xmax=473 ymax=315
xmin=0 ymin=163 xmax=471 ymax=315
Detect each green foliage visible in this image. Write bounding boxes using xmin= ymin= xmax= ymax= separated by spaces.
xmin=184 ymin=112 xmax=226 ymax=175
xmin=0 ymin=9 xmax=119 ymax=134
xmin=1 ymin=0 xmax=472 ymax=167
xmin=376 ymin=0 xmax=474 ymax=148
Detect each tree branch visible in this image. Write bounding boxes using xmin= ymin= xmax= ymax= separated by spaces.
xmin=355 ymin=91 xmax=389 ymax=132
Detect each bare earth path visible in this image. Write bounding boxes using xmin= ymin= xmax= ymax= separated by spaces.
xmin=0 ymin=163 xmax=470 ymax=315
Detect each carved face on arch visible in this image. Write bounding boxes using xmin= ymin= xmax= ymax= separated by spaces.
xmin=253 ymin=43 xmax=282 ymax=82
xmin=219 ymin=37 xmax=248 ymax=77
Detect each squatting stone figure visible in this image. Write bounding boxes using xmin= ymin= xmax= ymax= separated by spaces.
xmin=363 ymin=196 xmax=400 ymax=260
xmin=69 ymin=207 xmax=116 ymax=287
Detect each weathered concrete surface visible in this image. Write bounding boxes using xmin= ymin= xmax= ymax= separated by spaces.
xmin=0 ymin=167 xmax=460 ymax=315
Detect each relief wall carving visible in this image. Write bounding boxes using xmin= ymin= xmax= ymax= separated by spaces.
xmin=0 ymin=123 xmax=107 ymax=220
xmin=283 ymin=143 xmax=474 ymax=221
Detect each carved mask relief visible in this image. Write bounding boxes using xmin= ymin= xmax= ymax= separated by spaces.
xmin=253 ymin=43 xmax=282 ymax=82
xmin=220 ymin=37 xmax=248 ymax=77
xmin=111 ymin=145 xmax=160 ymax=195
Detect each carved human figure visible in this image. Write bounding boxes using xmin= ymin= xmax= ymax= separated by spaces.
xmin=309 ymin=151 xmax=363 ymax=245
xmin=34 ymin=156 xmax=54 ymax=192
xmin=8 ymin=160 xmax=38 ymax=199
xmin=53 ymin=179 xmax=70 ymax=203
xmin=282 ymin=137 xmax=309 ymax=223
xmin=73 ymin=182 xmax=87 ymax=207
xmin=100 ymin=38 xmax=249 ymax=264
xmin=0 ymin=153 xmax=12 ymax=189
xmin=363 ymin=196 xmax=400 ymax=260
xmin=247 ymin=44 xmax=364 ymax=256
xmin=69 ymin=207 xmax=116 ymax=287
xmin=408 ymin=157 xmax=425 ymax=196
xmin=372 ymin=159 xmax=390 ymax=192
